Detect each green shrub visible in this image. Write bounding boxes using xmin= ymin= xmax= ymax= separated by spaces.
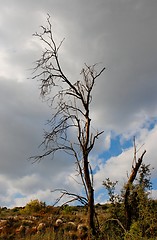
xmin=20 ymin=199 xmax=46 ymax=215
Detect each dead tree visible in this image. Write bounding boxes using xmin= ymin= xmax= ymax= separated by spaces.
xmin=32 ymin=15 xmax=105 ymax=236
xmin=124 ymin=138 xmax=146 ymax=230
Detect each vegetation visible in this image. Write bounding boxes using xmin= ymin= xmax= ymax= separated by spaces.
xmin=0 ymin=196 xmax=156 ymax=239
xmin=102 ymin=149 xmax=157 ymax=240
xmin=0 ymin=156 xmax=156 ymax=239
xmin=20 ymin=199 xmax=46 ymax=215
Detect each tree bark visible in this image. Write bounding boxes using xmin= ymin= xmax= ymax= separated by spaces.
xmin=83 ymin=154 xmax=95 ymax=236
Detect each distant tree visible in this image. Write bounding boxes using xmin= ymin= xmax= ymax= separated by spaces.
xmin=32 ymin=14 xmax=105 ymax=237
xmin=102 ymin=141 xmax=157 ymax=239
xmin=103 ymin=178 xmax=119 ymax=204
xmin=102 ymin=139 xmax=149 ymax=235
xmin=123 ymin=138 xmax=146 ymax=230
xmin=123 ymin=162 xmax=157 ymax=239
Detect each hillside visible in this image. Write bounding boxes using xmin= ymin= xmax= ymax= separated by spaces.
xmin=0 ymin=199 xmax=157 ymax=239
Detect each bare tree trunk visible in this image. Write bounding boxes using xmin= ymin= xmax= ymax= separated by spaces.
xmin=124 ymin=150 xmax=146 ymax=230
xmin=88 ymin=187 xmax=95 ymax=235
xmin=84 ymin=155 xmax=95 ymax=236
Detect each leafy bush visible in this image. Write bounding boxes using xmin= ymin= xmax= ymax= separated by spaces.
xmin=20 ymin=199 xmax=46 ymax=215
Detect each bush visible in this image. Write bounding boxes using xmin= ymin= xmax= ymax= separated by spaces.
xmin=20 ymin=199 xmax=46 ymax=215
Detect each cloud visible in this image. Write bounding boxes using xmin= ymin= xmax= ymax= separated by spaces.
xmin=104 ymin=133 xmax=111 ymax=150
xmin=0 ymin=0 xmax=157 ymax=207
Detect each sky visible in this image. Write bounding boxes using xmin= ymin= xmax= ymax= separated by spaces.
xmin=0 ymin=0 xmax=157 ymax=208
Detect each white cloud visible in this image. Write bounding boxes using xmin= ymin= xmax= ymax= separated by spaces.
xmin=0 ymin=0 xmax=156 ymax=207
xmin=151 ymin=190 xmax=157 ymax=200
xmin=104 ymin=133 xmax=111 ymax=150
